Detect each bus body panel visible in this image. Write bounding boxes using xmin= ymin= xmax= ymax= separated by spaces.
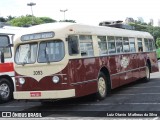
xmin=14 ymin=52 xmax=159 ymax=99
xmin=149 ymin=52 xmax=159 ymax=72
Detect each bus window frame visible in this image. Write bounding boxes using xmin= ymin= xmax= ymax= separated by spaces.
xmin=97 ymin=36 xmax=108 ymax=55
xmin=123 ymin=37 xmax=130 ymax=53
xmin=68 ymin=35 xmax=79 ymax=55
xmin=37 ymin=39 xmax=65 ymax=63
xmin=129 ymin=37 xmax=136 ymax=53
xmin=0 ymin=35 xmax=12 ymax=58
xmin=115 ymin=36 xmax=123 ymax=54
xmin=15 ymin=43 xmax=38 ymax=65
xmin=79 ymin=35 xmax=94 ymax=57
xmin=108 ymin=36 xmax=116 ymax=54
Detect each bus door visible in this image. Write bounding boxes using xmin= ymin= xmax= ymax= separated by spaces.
xmin=68 ymin=35 xmax=97 ymax=96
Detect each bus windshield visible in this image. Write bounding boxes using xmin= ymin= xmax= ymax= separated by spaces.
xmin=15 ymin=40 xmax=65 ymax=64
xmin=15 ymin=43 xmax=37 ymax=64
xmin=0 ymin=35 xmax=11 ymax=58
xmin=38 ymin=40 xmax=65 ymax=63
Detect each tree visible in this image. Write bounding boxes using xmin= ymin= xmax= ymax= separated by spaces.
xmin=8 ymin=15 xmax=44 ymax=27
xmin=0 ymin=17 xmax=7 ymax=22
xmin=6 ymin=15 xmax=16 ymax=21
xmin=39 ymin=17 xmax=56 ymax=23
xmin=8 ymin=15 xmax=58 ymax=27
xmin=156 ymin=38 xmax=160 ymax=48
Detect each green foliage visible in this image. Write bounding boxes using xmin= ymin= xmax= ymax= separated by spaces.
xmin=2 ymin=15 xmax=76 ymax=27
xmin=6 ymin=15 xmax=16 ymax=21
xmin=156 ymin=38 xmax=160 ymax=48
xmin=39 ymin=17 xmax=57 ymax=23
xmin=0 ymin=17 xmax=7 ymax=22
xmin=8 ymin=15 xmax=44 ymax=27
xmin=129 ymin=22 xmax=160 ymax=40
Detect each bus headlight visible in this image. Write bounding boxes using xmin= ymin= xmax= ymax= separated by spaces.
xmin=19 ymin=78 xmax=25 ymax=85
xmin=52 ymin=76 xmax=60 ymax=83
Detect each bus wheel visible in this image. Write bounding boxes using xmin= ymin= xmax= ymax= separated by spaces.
xmin=144 ymin=65 xmax=150 ymax=82
xmin=0 ymin=78 xmax=13 ymax=103
xmin=96 ymin=72 xmax=107 ymax=100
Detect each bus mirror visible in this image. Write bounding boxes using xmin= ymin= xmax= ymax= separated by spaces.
xmin=0 ymin=51 xmax=4 ymax=63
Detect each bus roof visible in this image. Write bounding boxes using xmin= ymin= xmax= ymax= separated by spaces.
xmin=0 ymin=26 xmax=25 ymax=35
xmin=19 ymin=22 xmax=153 ymax=39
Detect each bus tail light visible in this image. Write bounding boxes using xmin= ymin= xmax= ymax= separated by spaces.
xmin=52 ymin=76 xmax=60 ymax=83
xmin=19 ymin=78 xmax=25 ymax=85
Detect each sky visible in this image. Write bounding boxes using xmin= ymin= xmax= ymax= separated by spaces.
xmin=0 ymin=0 xmax=160 ymax=26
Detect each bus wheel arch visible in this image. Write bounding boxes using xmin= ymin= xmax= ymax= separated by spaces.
xmin=96 ymin=67 xmax=111 ymax=100
xmin=0 ymin=75 xmax=14 ymax=103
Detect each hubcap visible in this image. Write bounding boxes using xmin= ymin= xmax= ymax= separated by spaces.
xmin=0 ymin=83 xmax=10 ymax=99
xmin=98 ymin=77 xmax=106 ymax=97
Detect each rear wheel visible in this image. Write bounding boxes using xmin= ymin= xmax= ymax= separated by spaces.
xmin=96 ymin=72 xmax=110 ymax=100
xmin=144 ymin=65 xmax=150 ymax=82
xmin=0 ymin=78 xmax=13 ymax=103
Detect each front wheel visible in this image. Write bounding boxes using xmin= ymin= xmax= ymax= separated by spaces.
xmin=96 ymin=72 xmax=110 ymax=100
xmin=0 ymin=78 xmax=13 ymax=103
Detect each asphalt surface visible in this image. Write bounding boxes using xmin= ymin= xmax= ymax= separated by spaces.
xmin=0 ymin=61 xmax=160 ymax=119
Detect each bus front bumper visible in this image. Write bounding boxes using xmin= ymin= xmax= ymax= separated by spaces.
xmin=14 ymin=89 xmax=75 ymax=99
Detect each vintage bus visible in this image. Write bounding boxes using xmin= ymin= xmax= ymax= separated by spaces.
xmin=0 ymin=26 xmax=23 ymax=103
xmin=13 ymin=23 xmax=159 ymax=101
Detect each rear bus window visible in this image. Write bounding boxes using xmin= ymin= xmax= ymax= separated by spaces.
xmin=149 ymin=39 xmax=153 ymax=51
xmin=144 ymin=38 xmax=149 ymax=52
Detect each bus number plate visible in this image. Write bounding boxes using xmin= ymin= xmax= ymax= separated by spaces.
xmin=30 ymin=92 xmax=41 ymax=97
xmin=33 ymin=71 xmax=43 ymax=75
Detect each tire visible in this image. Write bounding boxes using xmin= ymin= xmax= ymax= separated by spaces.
xmin=0 ymin=78 xmax=13 ymax=103
xmin=143 ymin=64 xmax=150 ymax=82
xmin=96 ymin=72 xmax=110 ymax=100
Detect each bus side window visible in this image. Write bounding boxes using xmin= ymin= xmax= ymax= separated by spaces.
xmin=129 ymin=38 xmax=136 ymax=52
xmin=137 ymin=38 xmax=143 ymax=52
xmin=115 ymin=37 xmax=123 ymax=53
xmin=123 ymin=37 xmax=130 ymax=52
xmin=108 ymin=36 xmax=116 ymax=54
xmin=144 ymin=38 xmax=149 ymax=52
xmin=0 ymin=35 xmax=11 ymax=58
xmin=98 ymin=36 xmax=108 ymax=55
xmin=68 ymin=36 xmax=79 ymax=55
xmin=79 ymin=35 xmax=94 ymax=57
xmin=149 ymin=39 xmax=153 ymax=51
